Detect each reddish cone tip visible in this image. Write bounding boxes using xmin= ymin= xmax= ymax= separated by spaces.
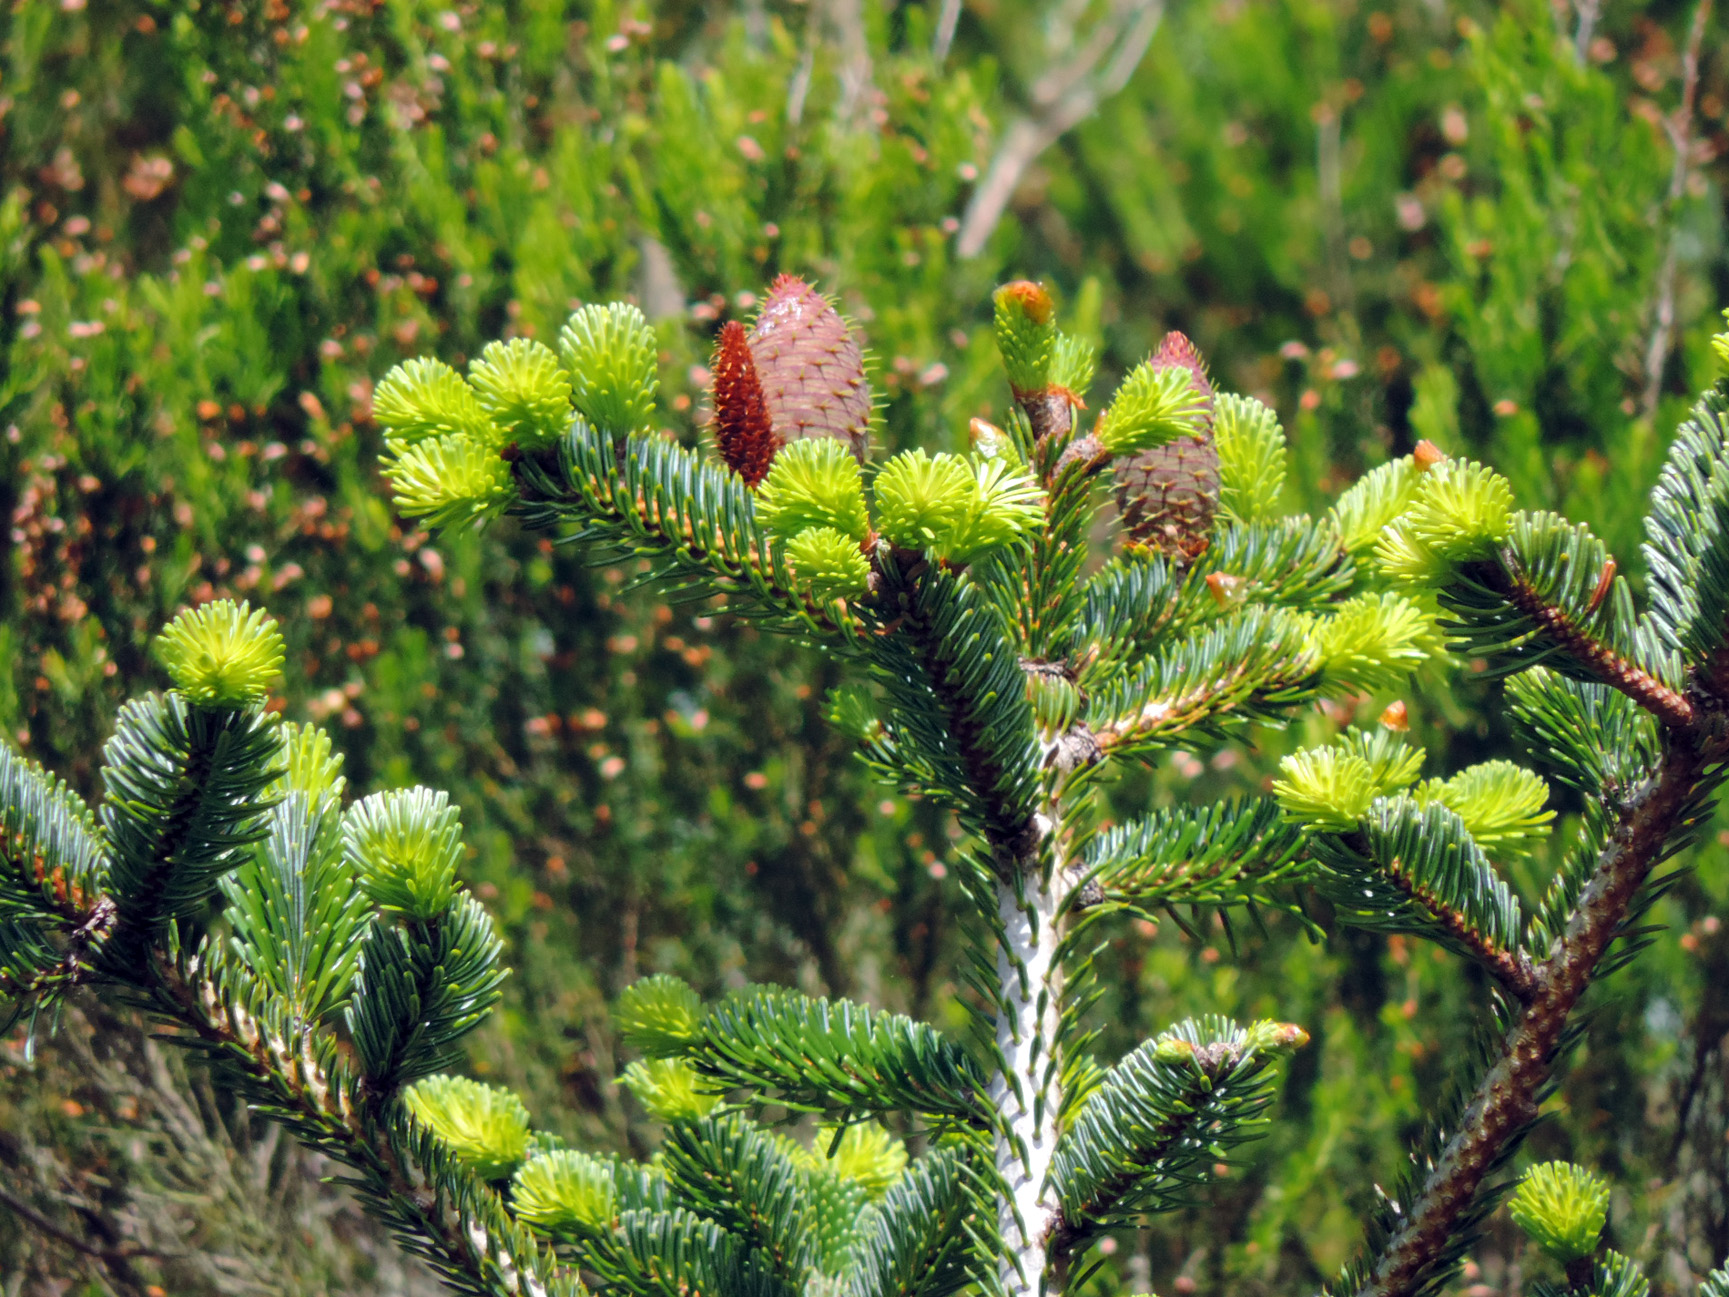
xmin=1152 ymin=330 xmax=1215 ymax=427
xmin=712 ymin=320 xmax=779 ymax=488
xmin=748 ymin=276 xmax=872 ymax=462
xmin=996 ymin=280 xmax=1054 ymax=325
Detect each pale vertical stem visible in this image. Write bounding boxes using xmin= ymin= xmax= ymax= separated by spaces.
xmin=1640 ymin=0 xmax=1711 ymax=418
xmin=990 ymin=871 xmax=1065 ymax=1296
xmin=932 ymin=0 xmax=964 ymax=63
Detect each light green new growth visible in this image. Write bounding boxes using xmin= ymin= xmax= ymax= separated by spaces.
xmin=1508 ymin=1162 xmax=1609 ymax=1264
xmin=1243 ymin=1020 xmax=1314 ymax=1054
xmin=1094 ymin=360 xmax=1212 ymax=456
xmin=1415 ymin=761 xmax=1554 ymax=855
xmin=613 ymin=973 xmax=704 ymax=1055
xmin=381 ymin=432 xmax=514 ymax=529
xmin=786 ymin=526 xmax=872 ymax=602
xmin=620 ymin=1058 xmax=722 ymax=1123
xmin=373 ymin=357 xmax=495 ymax=448
xmin=788 ymin=1123 xmax=908 ymax=1198
xmin=1328 ymin=456 xmax=1421 ymax=553
xmin=155 ymin=599 xmax=285 ymax=705
xmin=342 ymin=787 xmax=463 ymax=920
xmin=1713 ymin=308 xmax=1729 ymax=371
xmin=1308 ymin=592 xmax=1440 ymax=693
xmin=1377 ymin=459 xmax=1515 ymax=582
xmin=268 ymin=720 xmax=347 ymax=803
xmin=823 ymin=684 xmax=884 ymax=742
xmin=873 ymin=450 xmax=1044 ymax=562
xmin=513 ymin=1149 xmax=618 ymax=1234
xmin=873 ymin=448 xmax=977 ymax=549
xmin=559 ymin=302 xmax=659 ymax=437
xmin=1214 ymin=394 xmax=1288 ymax=523
xmin=1338 ymin=728 xmax=1428 ymax=791
xmin=945 ymin=459 xmax=1047 ymax=563
xmin=754 ymin=438 xmax=871 ymax=542
xmin=1274 ymin=732 xmax=1424 ymax=830
xmin=404 ymin=1074 xmax=533 ymax=1180
xmin=1051 ymin=332 xmax=1098 ymax=396
xmin=993 ymin=281 xmax=1056 ymax=393
xmin=469 ymin=338 xmax=573 ymax=450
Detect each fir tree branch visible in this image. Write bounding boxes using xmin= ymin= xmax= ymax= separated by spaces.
xmin=147 ymin=954 xmax=575 ymax=1297
xmin=1092 ymin=610 xmax=1317 ymax=756
xmin=843 ymin=1143 xmax=982 ymax=1297
xmin=24 ymin=895 xmax=117 ymax=998
xmin=877 ymin=553 xmax=1042 ymax=864
xmin=1077 ymin=798 xmax=1306 ymax=915
xmin=511 ymin=433 xmax=857 ymax=641
xmin=1483 ymin=559 xmax=1696 ymax=731
xmin=677 ymin=985 xmax=991 ymax=1122
xmin=98 ymin=697 xmax=283 ymax=962
xmin=1379 ymin=855 xmax=1536 ymax=1004
xmin=1014 ymin=454 xmax=1099 ymax=656
xmin=1047 ymin=1021 xmax=1286 ymax=1284
xmin=1354 ymin=734 xmax=1707 ymax=1297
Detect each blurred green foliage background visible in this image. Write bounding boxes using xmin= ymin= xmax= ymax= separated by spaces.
xmin=2 ymin=0 xmax=1728 ymax=1292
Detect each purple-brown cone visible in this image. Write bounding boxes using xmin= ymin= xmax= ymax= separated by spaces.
xmin=1112 ymin=330 xmax=1219 ymax=562
xmin=747 ymin=275 xmax=873 ymax=463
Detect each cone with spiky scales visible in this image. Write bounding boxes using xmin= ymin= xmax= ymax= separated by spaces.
xmin=1112 ymin=332 xmax=1221 ymax=562
xmin=751 ymin=275 xmax=873 ymax=459
xmin=711 ymin=275 xmax=873 ymax=485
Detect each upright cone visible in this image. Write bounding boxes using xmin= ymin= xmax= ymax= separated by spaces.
xmin=1112 ymin=331 xmax=1219 ymax=561
xmin=711 ymin=321 xmax=778 ymax=488
xmin=712 ymin=275 xmax=872 ymax=486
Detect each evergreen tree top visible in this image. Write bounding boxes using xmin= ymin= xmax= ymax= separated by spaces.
xmin=7 ymin=279 xmax=1729 ymax=1297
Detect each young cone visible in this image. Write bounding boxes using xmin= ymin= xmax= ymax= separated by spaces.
xmin=1113 ymin=331 xmax=1220 ymax=560
xmin=746 ymin=275 xmax=873 ymax=462
xmin=711 ymin=320 xmax=778 ymax=487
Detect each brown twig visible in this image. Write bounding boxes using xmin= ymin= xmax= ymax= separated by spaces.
xmin=1641 ymin=0 xmax=1713 ymax=419
xmin=932 ymin=0 xmax=964 ymax=63
xmin=1573 ymin=0 xmax=1603 ymax=63
xmin=1490 ymin=560 xmax=1698 ymax=731
xmin=1021 ymin=389 xmax=1078 ymax=448
xmin=824 ymin=0 xmax=875 ymax=127
xmin=1382 ymin=858 xmax=1537 ymax=1003
xmin=1356 ymin=735 xmax=1707 ymax=1297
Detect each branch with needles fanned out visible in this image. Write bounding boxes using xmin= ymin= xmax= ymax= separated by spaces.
xmin=1350 ymin=733 xmax=1713 ymax=1297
